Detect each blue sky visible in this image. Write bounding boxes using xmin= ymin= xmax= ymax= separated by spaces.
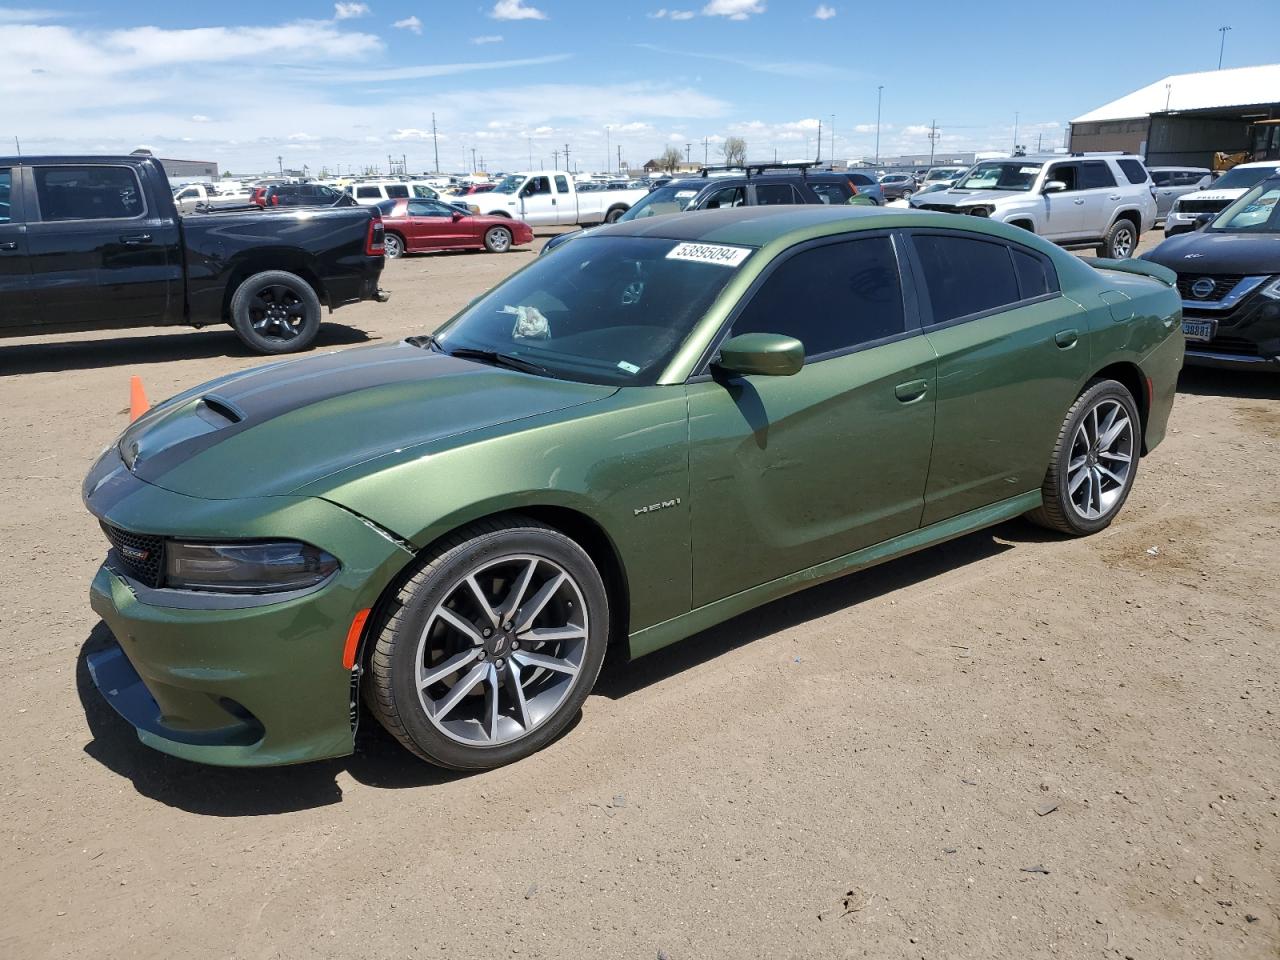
xmin=2 ymin=0 xmax=1277 ymax=175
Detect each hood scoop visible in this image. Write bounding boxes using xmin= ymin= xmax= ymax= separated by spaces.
xmin=197 ymin=394 xmax=246 ymax=425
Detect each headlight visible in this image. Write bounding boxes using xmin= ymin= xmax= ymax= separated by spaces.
xmin=164 ymin=540 xmax=339 ymax=593
xmin=963 ymin=205 xmax=993 ymax=217
xmin=1261 ymin=277 xmax=1280 ymax=301
xmin=468 ymin=204 xmax=480 ymax=214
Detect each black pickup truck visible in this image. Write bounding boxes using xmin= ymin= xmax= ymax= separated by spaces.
xmin=0 ymin=154 xmax=387 ymax=354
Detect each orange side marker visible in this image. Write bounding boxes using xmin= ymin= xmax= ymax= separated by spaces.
xmin=129 ymin=376 xmax=151 ymax=421
xmin=342 ymin=608 xmax=372 ymax=670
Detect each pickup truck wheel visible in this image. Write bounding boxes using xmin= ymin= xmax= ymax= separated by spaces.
xmin=230 ymin=270 xmax=322 ymax=354
xmin=605 ymin=206 xmax=626 ymax=224
xmin=365 ymin=516 xmax=609 ymax=769
xmin=384 ymin=233 xmax=405 ymax=259
xmin=483 ymin=226 xmax=512 ymax=253
xmin=1101 ymin=219 xmax=1137 ymax=259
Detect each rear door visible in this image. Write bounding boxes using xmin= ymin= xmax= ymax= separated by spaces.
xmin=687 ymin=232 xmax=936 ymax=605
xmin=751 ymin=181 xmax=804 ymax=206
xmin=903 ymin=230 xmax=1090 ymax=525
xmin=553 ymin=175 xmax=577 ymax=225
xmin=0 ymin=164 xmax=38 ymax=330
xmin=24 ymin=162 xmax=182 ymax=327
xmin=1078 ymin=159 xmax=1121 ymax=238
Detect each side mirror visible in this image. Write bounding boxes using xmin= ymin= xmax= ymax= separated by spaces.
xmin=1042 ymin=180 xmax=1067 ymax=194
xmin=714 ymin=333 xmax=804 ymax=378
xmin=1194 ymin=213 xmax=1214 ymax=231
xmin=452 ymin=211 xmax=464 ymax=221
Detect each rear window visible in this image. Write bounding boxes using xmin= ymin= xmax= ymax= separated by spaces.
xmin=913 ymin=234 xmax=1021 ymax=323
xmin=1116 ymin=158 xmax=1149 ymax=185
xmin=35 ymin=165 xmax=144 ymax=221
xmin=1151 ymin=171 xmax=1173 ymax=186
xmin=1080 ymin=160 xmax=1117 ymax=189
xmin=356 ymin=186 xmax=382 ymax=199
xmin=847 ymin=173 xmax=875 ymax=186
xmin=810 ymin=181 xmax=853 ymax=205
xmin=1011 ymin=248 xmax=1058 ymax=299
xmin=754 ymin=182 xmax=802 ymax=205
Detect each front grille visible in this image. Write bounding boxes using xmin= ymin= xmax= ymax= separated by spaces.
xmin=1176 ymin=274 xmax=1243 ymax=301
xmin=1192 ymin=335 xmax=1260 ymax=357
xmin=1176 ymin=198 xmax=1230 ymax=215
xmin=915 ymin=203 xmax=959 ymax=214
xmin=101 ymin=522 xmax=164 ymax=588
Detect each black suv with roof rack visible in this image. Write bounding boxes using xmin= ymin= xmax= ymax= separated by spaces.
xmin=542 ymin=162 xmax=862 ymax=256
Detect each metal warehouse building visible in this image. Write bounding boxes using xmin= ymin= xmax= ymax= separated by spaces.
xmin=128 ymin=150 xmax=219 ymax=182
xmin=1069 ymin=63 xmax=1280 ymax=167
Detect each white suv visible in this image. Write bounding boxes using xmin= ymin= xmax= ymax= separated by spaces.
xmin=1164 ymin=160 xmax=1280 ymax=236
xmin=911 ymin=154 xmax=1156 ymax=258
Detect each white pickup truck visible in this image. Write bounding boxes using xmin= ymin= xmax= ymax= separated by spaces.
xmin=171 ymin=182 xmax=251 ymax=214
xmin=468 ymin=170 xmax=648 ymax=226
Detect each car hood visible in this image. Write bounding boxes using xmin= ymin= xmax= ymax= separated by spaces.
xmin=116 ymin=341 xmax=617 ymax=500
xmin=1142 ymin=230 xmax=1280 ymax=275
xmin=1174 ymin=188 xmax=1246 ymax=205
xmin=910 ymin=188 xmax=1017 ymax=208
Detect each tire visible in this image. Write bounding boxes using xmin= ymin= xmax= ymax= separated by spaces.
xmin=1026 ymin=379 xmax=1141 ymax=536
xmin=384 ymin=232 xmax=405 ymax=259
xmin=1102 ymin=218 xmax=1138 ymax=259
xmin=366 ymin=516 xmax=609 ymax=770
xmin=229 ymin=270 xmax=322 ymax=354
xmin=605 ymin=206 xmax=626 ymax=224
xmin=901 ymin=189 xmax=913 ymax=200
xmin=483 ymin=226 xmax=512 ymax=253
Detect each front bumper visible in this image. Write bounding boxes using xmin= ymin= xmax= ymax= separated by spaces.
xmin=83 ymin=454 xmax=413 ymax=766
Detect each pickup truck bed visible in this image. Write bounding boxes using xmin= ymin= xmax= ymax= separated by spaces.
xmin=0 ymin=155 xmax=387 ymax=354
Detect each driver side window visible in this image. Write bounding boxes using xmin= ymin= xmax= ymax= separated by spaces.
xmin=524 ymin=177 xmax=551 ymax=196
xmin=699 ymin=185 xmax=745 ymax=209
xmin=1045 ymin=163 xmax=1079 ymax=192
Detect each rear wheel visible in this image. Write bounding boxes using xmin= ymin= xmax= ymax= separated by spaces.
xmin=366 ymin=516 xmax=609 ymax=769
xmin=1027 ymin=379 xmax=1140 ymax=536
xmin=384 ymin=233 xmax=405 ymax=259
xmin=483 ymin=226 xmax=512 ymax=253
xmin=605 ymin=206 xmax=626 ymax=224
xmin=1100 ymin=218 xmax=1138 ymax=259
xmin=229 ymin=270 xmax=322 ymax=354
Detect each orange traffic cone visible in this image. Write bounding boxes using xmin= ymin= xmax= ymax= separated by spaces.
xmin=129 ymin=376 xmax=150 ymax=422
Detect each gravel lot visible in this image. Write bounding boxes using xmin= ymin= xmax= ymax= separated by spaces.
xmin=1 ymin=228 xmax=1276 ymax=960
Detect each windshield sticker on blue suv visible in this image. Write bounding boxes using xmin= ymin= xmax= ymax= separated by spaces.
xmin=665 ymin=242 xmax=752 ymax=267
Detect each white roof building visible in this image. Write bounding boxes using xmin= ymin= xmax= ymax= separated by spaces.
xmin=1073 ymin=63 xmax=1280 ymax=123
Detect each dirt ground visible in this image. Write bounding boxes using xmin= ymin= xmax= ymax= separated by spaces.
xmin=1 ymin=229 xmax=1276 ymax=960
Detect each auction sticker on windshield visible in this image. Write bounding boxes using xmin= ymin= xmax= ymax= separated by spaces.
xmin=666 ymin=242 xmax=752 ymax=267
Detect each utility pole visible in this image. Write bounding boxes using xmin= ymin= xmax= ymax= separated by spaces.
xmin=563 ymin=142 xmax=571 ymax=172
xmin=1036 ymin=132 xmax=1043 ymax=152
xmin=553 ymin=148 xmax=559 ymax=169
xmin=277 ymin=155 xmax=283 ymax=175
xmin=13 ymin=136 xmax=20 ymax=156
xmin=703 ymin=136 xmax=709 ymax=166
xmin=830 ymin=114 xmax=836 ymax=165
xmin=1217 ymin=25 xmax=1231 ymax=69
xmin=528 ymin=137 xmax=533 ymax=169
xmin=618 ymin=145 xmax=623 ymax=172
xmin=874 ymin=85 xmax=884 ymax=167
xmin=927 ymin=119 xmax=940 ymax=167
xmin=471 ymin=147 xmax=477 ymax=174
xmin=1012 ymin=111 xmax=1019 ymax=154
xmin=816 ymin=118 xmax=822 ymax=162
xmin=685 ymin=142 xmax=692 ymax=163
xmin=431 ymin=112 xmax=440 ymax=173
xmin=605 ymin=126 xmax=611 ymax=174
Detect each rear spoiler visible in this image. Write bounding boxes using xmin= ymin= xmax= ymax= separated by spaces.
xmin=1082 ymin=257 xmax=1176 ymax=287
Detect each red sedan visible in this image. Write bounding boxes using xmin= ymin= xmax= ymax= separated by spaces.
xmin=380 ymin=198 xmax=533 ymax=258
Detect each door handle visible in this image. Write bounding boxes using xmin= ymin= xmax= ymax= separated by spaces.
xmin=0 ymin=241 xmax=17 ymax=252
xmin=1054 ymin=328 xmax=1079 ymax=348
xmin=1108 ymin=195 xmax=1122 ymax=201
xmin=894 ymin=379 xmax=928 ymax=403
xmin=1072 ymin=198 xmax=1085 ymax=205
xmin=119 ymin=233 xmax=153 ymax=245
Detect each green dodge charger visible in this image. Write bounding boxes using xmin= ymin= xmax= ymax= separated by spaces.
xmin=83 ymin=206 xmax=1183 ymax=770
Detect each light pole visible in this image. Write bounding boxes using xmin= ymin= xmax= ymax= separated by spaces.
xmin=1012 ymin=111 xmax=1019 ymax=155
xmin=605 ymin=126 xmax=611 ymax=174
xmin=874 ymin=85 xmax=883 ymax=166
xmin=1217 ymin=25 xmax=1231 ymax=69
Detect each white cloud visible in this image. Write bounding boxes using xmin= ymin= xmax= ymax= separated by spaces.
xmin=650 ymin=8 xmax=695 ymax=18
xmin=393 ymin=15 xmax=422 ymax=33
xmin=702 ymin=0 xmax=764 ymax=19
xmin=333 ymin=2 xmax=370 ymax=19
xmin=0 ymin=6 xmax=64 ymax=22
xmin=901 ymin=124 xmax=932 ymax=136
xmin=190 ymin=114 xmax=211 ymax=123
xmin=471 ymin=34 xmax=504 ymax=43
xmin=813 ymin=4 xmax=836 ymax=18
xmin=490 ymin=0 xmax=547 ymax=20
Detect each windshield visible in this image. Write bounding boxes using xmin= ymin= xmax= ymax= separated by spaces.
xmin=925 ymin=167 xmax=964 ymax=181
xmin=1209 ymin=179 xmax=1280 ymax=232
xmin=618 ymin=183 xmax=701 ymax=220
xmin=490 ymin=174 xmax=524 ymax=195
xmin=436 ymin=235 xmax=752 ymax=385
xmin=955 ymin=160 xmax=1043 ymax=192
xmin=1211 ymin=165 xmax=1280 ymax=191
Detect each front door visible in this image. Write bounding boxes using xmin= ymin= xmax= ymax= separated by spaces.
xmin=406 ymin=199 xmax=471 ymax=250
xmin=0 ymin=164 xmax=37 ymax=330
xmin=688 ymin=234 xmax=936 ymax=606
xmin=518 ymin=176 xmax=557 ymax=225
xmin=903 ymin=230 xmax=1091 ymax=525
xmin=1040 ymin=161 xmax=1087 ymax=240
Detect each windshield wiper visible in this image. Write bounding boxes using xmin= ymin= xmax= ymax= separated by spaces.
xmin=447 ymin=347 xmax=547 ymax=375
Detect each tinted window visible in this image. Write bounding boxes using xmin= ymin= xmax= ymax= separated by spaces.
xmin=913 ymin=235 xmax=1020 ymax=323
xmin=847 ymin=173 xmax=875 ymax=186
xmin=0 ymin=168 xmax=10 ymax=224
xmin=554 ymin=175 xmax=570 ymax=193
xmin=1045 ymin=163 xmax=1079 ymax=192
xmin=356 ymin=186 xmax=381 ymax=199
xmin=1151 ymin=171 xmax=1174 ymax=186
xmin=1080 ymin=160 xmax=1117 ymax=189
xmin=525 ymin=177 xmax=551 ymax=196
xmin=408 ymin=200 xmax=442 ymax=216
xmin=811 ymin=181 xmax=853 ymax=204
xmin=754 ymin=182 xmax=801 ymax=205
xmin=1116 ymin=158 xmax=1148 ymax=184
xmin=699 ymin=185 xmax=746 ymax=209
xmin=35 ymin=165 xmax=144 ymax=220
xmin=733 ymin=237 xmax=906 ymax=356
xmin=385 ymin=184 xmax=410 ymax=199
xmin=1011 ymin=248 xmax=1057 ymax=299
xmin=411 ymin=184 xmax=436 ymax=198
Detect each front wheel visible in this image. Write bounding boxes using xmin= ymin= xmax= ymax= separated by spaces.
xmin=1027 ymin=379 xmax=1140 ymax=536
xmin=366 ymin=516 xmax=609 ymax=769
xmin=483 ymin=226 xmax=512 ymax=253
xmin=229 ymin=270 xmax=322 ymax=354
xmin=1101 ymin=219 xmax=1138 ymax=259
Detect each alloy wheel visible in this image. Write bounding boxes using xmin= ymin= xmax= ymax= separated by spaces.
xmin=384 ymin=234 xmax=403 ymax=258
xmin=1111 ymin=226 xmax=1135 ymax=258
xmin=248 ymin=284 xmax=306 ymax=342
xmin=413 ymin=554 xmax=588 ymax=746
xmin=1066 ymin=398 xmax=1134 ymax=521
xmin=485 ymin=227 xmax=511 ymax=252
